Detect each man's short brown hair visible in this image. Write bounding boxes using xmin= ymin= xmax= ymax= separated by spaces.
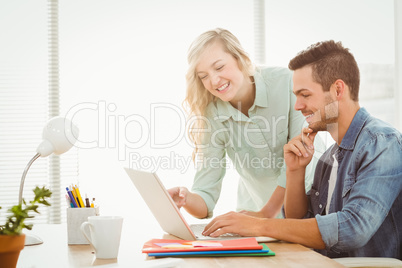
xmin=288 ymin=40 xmax=360 ymax=101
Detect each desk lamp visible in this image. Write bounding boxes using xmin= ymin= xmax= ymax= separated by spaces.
xmin=19 ymin=116 xmax=79 ymax=246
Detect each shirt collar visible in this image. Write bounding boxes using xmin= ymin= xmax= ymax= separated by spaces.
xmin=215 ymin=71 xmax=268 ymax=122
xmin=339 ymin=107 xmax=370 ymax=150
xmin=252 ymin=70 xmax=269 ymax=108
xmin=215 ymin=99 xmax=245 ymax=122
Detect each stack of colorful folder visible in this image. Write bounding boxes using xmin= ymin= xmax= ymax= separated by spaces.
xmin=142 ymin=238 xmax=275 ymax=258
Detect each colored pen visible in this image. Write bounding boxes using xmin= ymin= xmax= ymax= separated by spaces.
xmin=66 ymin=187 xmax=78 ymax=208
xmin=74 ymin=184 xmax=85 ymax=209
xmin=71 ymin=184 xmax=81 ymax=207
xmin=65 ymin=194 xmax=74 ymax=208
xmin=85 ymin=194 xmax=91 ymax=208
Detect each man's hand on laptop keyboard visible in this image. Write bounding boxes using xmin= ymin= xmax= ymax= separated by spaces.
xmin=202 ymin=211 xmax=265 ymax=238
xmin=239 ymin=210 xmax=265 ymax=218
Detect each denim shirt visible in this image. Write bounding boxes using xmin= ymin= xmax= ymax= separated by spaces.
xmin=307 ymin=108 xmax=402 ymax=259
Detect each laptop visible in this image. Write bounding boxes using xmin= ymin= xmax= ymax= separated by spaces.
xmin=124 ymin=167 xmax=276 ymax=242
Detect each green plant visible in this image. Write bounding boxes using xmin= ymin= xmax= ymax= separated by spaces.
xmin=0 ymin=186 xmax=52 ymax=235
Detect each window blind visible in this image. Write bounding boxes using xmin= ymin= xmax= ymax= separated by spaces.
xmin=254 ymin=0 xmax=266 ymax=65
xmin=0 ymin=0 xmax=78 ymax=225
xmin=0 ymin=68 xmax=49 ymax=224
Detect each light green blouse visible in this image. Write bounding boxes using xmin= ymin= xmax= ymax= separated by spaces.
xmin=191 ymin=66 xmax=322 ymax=217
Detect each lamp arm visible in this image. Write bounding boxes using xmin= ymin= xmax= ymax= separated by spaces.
xmin=19 ymin=153 xmax=41 ymax=205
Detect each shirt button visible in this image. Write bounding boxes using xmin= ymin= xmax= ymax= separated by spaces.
xmin=315 ymin=192 xmax=319 ymax=196
xmin=319 ymin=204 xmax=323 ymax=209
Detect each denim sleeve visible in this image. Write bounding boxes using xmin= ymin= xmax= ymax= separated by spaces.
xmin=316 ymin=134 xmax=402 ymax=252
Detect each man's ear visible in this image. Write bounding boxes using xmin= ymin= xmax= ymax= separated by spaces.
xmin=333 ymin=79 xmax=346 ymax=99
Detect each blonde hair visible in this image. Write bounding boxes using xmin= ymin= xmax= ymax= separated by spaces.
xmin=184 ymin=28 xmax=255 ymax=160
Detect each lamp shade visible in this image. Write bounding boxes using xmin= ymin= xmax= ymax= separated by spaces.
xmin=36 ymin=117 xmax=79 ymax=157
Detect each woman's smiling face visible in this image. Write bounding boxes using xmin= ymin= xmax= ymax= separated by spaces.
xmin=195 ymin=41 xmax=247 ymax=104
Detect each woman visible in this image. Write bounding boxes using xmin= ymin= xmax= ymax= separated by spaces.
xmin=168 ymin=28 xmax=320 ymax=219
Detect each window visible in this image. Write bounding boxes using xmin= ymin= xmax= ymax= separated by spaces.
xmin=0 ymin=0 xmax=78 ymax=224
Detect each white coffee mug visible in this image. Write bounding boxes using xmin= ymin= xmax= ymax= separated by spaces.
xmin=80 ymin=216 xmax=123 ymax=259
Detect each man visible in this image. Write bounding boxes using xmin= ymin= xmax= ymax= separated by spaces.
xmin=202 ymin=40 xmax=402 ymax=259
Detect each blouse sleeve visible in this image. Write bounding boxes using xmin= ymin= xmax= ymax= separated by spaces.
xmin=191 ymin=113 xmax=228 ymax=218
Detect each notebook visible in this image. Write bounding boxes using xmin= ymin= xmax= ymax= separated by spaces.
xmin=142 ymin=239 xmax=275 ymax=257
xmin=124 ymin=167 xmax=277 ymax=242
xmin=142 ymin=238 xmax=263 ymax=253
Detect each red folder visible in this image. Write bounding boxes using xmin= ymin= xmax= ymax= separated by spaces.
xmin=142 ymin=238 xmax=263 ymax=253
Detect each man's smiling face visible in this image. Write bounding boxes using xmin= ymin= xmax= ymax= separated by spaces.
xmin=292 ymin=65 xmax=339 ymax=133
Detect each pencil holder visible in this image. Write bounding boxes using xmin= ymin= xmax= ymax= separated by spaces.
xmin=67 ymin=207 xmax=100 ymax=244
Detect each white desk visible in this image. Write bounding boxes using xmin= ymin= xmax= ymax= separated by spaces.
xmin=17 ymin=219 xmax=345 ymax=267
